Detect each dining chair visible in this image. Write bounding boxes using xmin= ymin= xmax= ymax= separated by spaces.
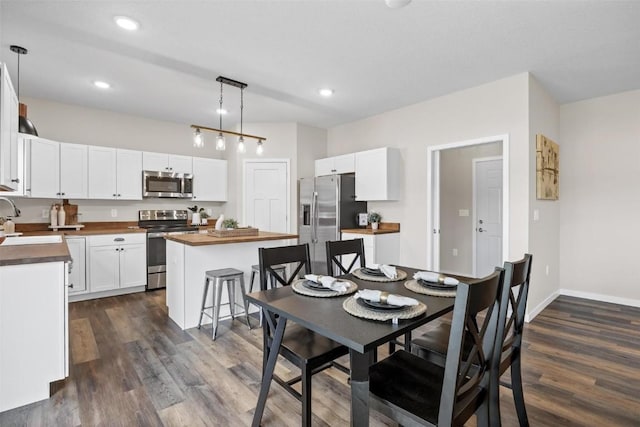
xmin=258 ymin=243 xmax=350 ymax=427
xmin=326 ymin=238 xmax=366 ymax=276
xmin=411 ymin=254 xmax=533 ymax=426
xmin=368 ymin=267 xmax=507 ymax=427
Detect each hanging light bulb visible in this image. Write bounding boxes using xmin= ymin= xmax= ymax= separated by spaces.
xmin=256 ymin=140 xmax=264 ymax=155
xmin=237 ymin=136 xmax=246 ymax=153
xmin=193 ymin=128 xmax=204 ymax=148
xmin=216 ymin=132 xmax=226 ymax=150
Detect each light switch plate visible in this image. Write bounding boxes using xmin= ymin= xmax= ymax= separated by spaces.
xmin=533 ymin=209 xmax=540 ymax=221
xmin=111 ymin=209 xmax=117 ymax=218
xmin=459 ymin=209 xmax=469 ymax=217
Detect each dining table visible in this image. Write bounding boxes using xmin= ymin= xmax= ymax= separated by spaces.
xmin=246 ymin=266 xmax=474 ymax=427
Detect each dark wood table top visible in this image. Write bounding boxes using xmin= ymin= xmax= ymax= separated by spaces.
xmin=245 ymin=267 xmax=473 ymax=353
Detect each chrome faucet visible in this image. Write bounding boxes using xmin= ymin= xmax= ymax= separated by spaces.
xmin=0 ymin=197 xmax=21 ymax=217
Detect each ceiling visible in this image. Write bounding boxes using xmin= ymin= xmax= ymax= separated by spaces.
xmin=1 ymin=1 xmax=639 ymax=129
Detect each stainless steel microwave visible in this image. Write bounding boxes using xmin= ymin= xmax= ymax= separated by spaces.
xmin=143 ymin=170 xmax=193 ymax=198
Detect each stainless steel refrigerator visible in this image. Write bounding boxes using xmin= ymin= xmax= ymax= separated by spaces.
xmin=298 ymin=174 xmax=367 ymax=275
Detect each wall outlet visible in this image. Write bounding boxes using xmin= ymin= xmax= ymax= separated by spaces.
xmin=41 ymin=209 xmax=49 ymax=219
xmin=111 ymin=209 xmax=117 ymax=218
xmin=533 ymin=209 xmax=540 ymax=221
xmin=452 ymin=248 xmax=458 ymax=257
xmin=206 ymin=208 xmax=213 ymax=216
xmin=545 ymin=265 xmax=549 ymax=275
xmin=458 ymin=209 xmax=469 ymax=217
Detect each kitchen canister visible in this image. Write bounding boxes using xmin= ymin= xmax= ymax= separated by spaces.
xmin=3 ymin=218 xmax=15 ymax=234
xmin=50 ymin=205 xmax=58 ymax=227
xmin=58 ymin=204 xmax=66 ymax=226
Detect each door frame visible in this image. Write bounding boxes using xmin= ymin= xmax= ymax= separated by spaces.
xmin=472 ymin=156 xmax=503 ymax=277
xmin=426 ymin=134 xmax=509 ymax=273
xmin=242 ymin=158 xmax=291 ymax=233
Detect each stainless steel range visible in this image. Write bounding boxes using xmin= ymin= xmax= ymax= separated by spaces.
xmin=138 ymin=210 xmax=199 ymax=290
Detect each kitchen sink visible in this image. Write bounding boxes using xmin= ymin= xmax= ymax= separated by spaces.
xmin=1 ymin=235 xmax=63 ymax=245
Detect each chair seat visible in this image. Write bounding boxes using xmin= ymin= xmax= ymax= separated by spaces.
xmin=206 ymin=267 xmax=244 ymax=279
xmin=276 ymin=323 xmax=349 ymax=365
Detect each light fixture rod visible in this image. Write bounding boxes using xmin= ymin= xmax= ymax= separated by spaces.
xmin=190 ymin=124 xmax=266 ymax=142
xmin=215 ymin=76 xmax=247 ymax=89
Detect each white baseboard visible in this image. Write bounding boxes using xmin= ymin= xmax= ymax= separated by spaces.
xmin=525 ymin=290 xmax=560 ymax=323
xmin=558 ymin=289 xmax=640 ymax=309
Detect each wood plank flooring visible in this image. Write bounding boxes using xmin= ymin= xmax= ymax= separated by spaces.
xmin=1 ymin=292 xmax=639 ymax=426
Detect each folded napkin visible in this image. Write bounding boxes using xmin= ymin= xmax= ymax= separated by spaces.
xmin=354 ymin=289 xmax=419 ymax=307
xmin=304 ymin=274 xmax=348 ymax=292
xmin=413 ymin=271 xmax=459 ymax=286
xmin=370 ymin=264 xmax=398 ymax=279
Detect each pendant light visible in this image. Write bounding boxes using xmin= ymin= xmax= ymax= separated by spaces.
xmin=237 ymin=86 xmax=246 ymax=153
xmin=9 ymin=45 xmax=38 ymax=136
xmin=215 ymin=80 xmax=226 ymax=150
xmin=193 ymin=128 xmax=204 ymax=147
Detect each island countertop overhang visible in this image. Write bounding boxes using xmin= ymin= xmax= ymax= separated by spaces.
xmin=164 ymin=231 xmax=298 ymax=246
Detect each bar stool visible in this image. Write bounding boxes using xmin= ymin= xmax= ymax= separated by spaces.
xmin=249 ymin=264 xmax=287 ymax=292
xmin=197 ymin=268 xmax=251 ymax=340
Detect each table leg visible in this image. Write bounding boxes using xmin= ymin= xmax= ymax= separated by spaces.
xmin=349 ymin=349 xmax=375 ymax=427
xmin=252 ymin=314 xmax=287 ymax=427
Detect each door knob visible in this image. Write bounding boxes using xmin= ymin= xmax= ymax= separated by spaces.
xmin=478 ymin=227 xmax=484 ymax=232
xmin=479 ymin=219 xmax=484 ymax=224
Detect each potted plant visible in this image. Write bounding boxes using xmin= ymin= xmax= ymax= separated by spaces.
xmin=222 ymin=218 xmax=239 ymax=230
xmin=368 ymin=211 xmax=382 ymax=230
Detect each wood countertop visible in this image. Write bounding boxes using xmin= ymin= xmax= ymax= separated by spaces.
xmin=0 ymin=240 xmax=72 ymax=267
xmin=165 ymin=231 xmax=298 ymax=246
xmin=15 ymin=221 xmax=147 ymax=236
xmin=342 ymin=222 xmax=400 ymax=235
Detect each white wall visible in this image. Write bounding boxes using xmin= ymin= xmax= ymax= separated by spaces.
xmin=559 ymin=89 xmax=640 ymax=306
xmin=296 ymin=123 xmax=327 ymax=179
xmin=440 ymin=142 xmax=502 ymax=276
xmin=527 ymin=75 xmax=561 ymax=318
xmin=328 ymin=73 xmax=530 ymax=270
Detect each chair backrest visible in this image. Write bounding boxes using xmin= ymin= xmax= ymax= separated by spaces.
xmin=258 ymin=244 xmax=312 ymax=291
xmin=496 ymin=254 xmax=533 ymax=373
xmin=438 ymin=267 xmax=507 ymax=426
xmin=325 ymin=239 xmax=366 ymax=276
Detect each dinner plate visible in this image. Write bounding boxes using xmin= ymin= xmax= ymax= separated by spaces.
xmin=356 ymin=298 xmax=406 ymax=311
xmin=417 ymin=279 xmax=457 ymax=290
xmin=302 ymin=280 xmax=334 ymax=291
xmin=361 ymin=267 xmax=386 ymax=277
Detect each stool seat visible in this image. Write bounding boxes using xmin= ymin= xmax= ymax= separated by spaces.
xmin=198 ymin=267 xmax=251 ymax=340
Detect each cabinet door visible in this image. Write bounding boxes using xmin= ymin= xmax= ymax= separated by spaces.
xmin=0 ymin=63 xmax=18 ymax=191
xmin=88 ymin=245 xmax=120 ymax=292
xmin=66 ymin=238 xmax=87 ymax=294
xmin=60 ymin=143 xmax=88 ymax=199
xmin=142 ymin=152 xmax=168 ymax=171
xmin=315 ymin=157 xmax=335 ymax=177
xmin=192 ymin=157 xmax=227 ymax=201
xmin=355 ymin=147 xmax=401 ymax=201
xmin=87 ymin=146 xmax=117 ymax=199
xmin=119 ymin=243 xmax=147 ymax=288
xmin=116 ymin=149 xmax=142 ymax=200
xmin=168 ymin=155 xmax=192 ymax=174
xmin=30 ymin=138 xmax=61 ymax=198
xmin=333 ymin=153 xmax=355 ymax=174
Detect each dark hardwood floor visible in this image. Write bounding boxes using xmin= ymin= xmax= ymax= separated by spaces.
xmin=1 ymin=291 xmax=639 ymax=426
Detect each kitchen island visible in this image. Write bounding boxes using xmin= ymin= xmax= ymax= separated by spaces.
xmin=165 ymin=231 xmax=297 ymax=330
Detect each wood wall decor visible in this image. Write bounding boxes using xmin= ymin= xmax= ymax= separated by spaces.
xmin=536 ymin=134 xmax=559 ymax=200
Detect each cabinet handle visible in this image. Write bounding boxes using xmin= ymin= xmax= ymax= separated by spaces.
xmin=117 ymin=194 xmax=121 ymax=197
xmin=68 ymin=284 xmax=74 ymax=288
xmin=61 ymin=192 xmax=66 ymax=196
xmin=11 ymin=178 xmax=19 ymax=183
xmin=113 ymin=194 xmax=117 ymax=197
xmin=114 ymin=237 xmax=125 ymax=242
xmin=331 ymin=169 xmax=337 ymax=172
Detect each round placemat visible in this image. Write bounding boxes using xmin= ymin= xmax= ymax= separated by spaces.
xmin=352 ymin=268 xmax=408 ymax=282
xmin=292 ymin=279 xmax=358 ymax=298
xmin=342 ymin=296 xmax=426 ymax=321
xmin=404 ymin=279 xmax=457 ymax=298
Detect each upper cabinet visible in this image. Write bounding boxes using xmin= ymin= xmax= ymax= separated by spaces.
xmin=143 ymin=152 xmax=192 ymax=174
xmin=88 ymin=146 xmax=142 ymax=200
xmin=315 ymin=153 xmax=355 ymax=177
xmin=192 ymin=157 xmax=227 ymax=201
xmin=0 ymin=63 xmax=19 ymax=191
xmin=355 ymin=147 xmax=401 ymax=201
xmin=30 ymin=138 xmax=88 ymax=199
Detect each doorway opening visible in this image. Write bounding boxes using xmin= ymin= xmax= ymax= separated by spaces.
xmin=426 ymin=135 xmax=509 ymax=277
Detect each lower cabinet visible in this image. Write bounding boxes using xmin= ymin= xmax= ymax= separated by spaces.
xmin=341 ymin=232 xmax=400 ymax=268
xmin=86 ymin=233 xmax=146 ymax=294
xmin=66 ymin=237 xmax=87 ymax=295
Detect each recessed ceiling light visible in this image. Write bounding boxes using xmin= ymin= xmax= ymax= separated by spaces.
xmin=319 ymin=88 xmax=334 ymax=97
xmin=93 ymin=81 xmax=111 ymax=89
xmin=216 ymin=108 xmax=228 ymax=115
xmin=114 ymin=16 xmax=139 ymax=31
xmin=385 ymin=0 xmax=412 ymax=8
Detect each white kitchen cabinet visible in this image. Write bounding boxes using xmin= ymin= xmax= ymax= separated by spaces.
xmin=87 ymin=233 xmax=146 ymax=292
xmin=0 ymin=260 xmax=68 ymax=412
xmin=0 ymin=63 xmax=19 ymax=192
xmin=4 ymin=135 xmax=27 ymax=196
xmin=341 ymin=232 xmax=400 ymax=268
xmin=66 ymin=237 xmax=87 ymax=294
xmin=143 ymin=152 xmax=192 ymax=174
xmin=192 ymin=156 xmax=227 ymax=201
xmin=355 ymin=147 xmax=401 ymax=201
xmin=29 ymin=138 xmax=88 ymax=199
xmin=315 ymin=153 xmax=355 ymax=177
xmin=88 ymin=146 xmax=142 ymax=200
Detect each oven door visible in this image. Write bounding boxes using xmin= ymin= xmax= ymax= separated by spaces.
xmin=146 ymin=232 xmax=167 ymax=289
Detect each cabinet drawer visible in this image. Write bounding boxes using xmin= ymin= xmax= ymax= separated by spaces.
xmin=87 ymin=233 xmax=146 ymax=247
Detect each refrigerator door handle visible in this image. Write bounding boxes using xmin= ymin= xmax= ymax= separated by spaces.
xmin=312 ymin=191 xmax=318 ymax=243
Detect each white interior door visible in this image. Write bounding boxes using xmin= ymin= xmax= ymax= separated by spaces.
xmin=244 ymin=160 xmax=288 ymax=233
xmin=473 ymin=158 xmax=503 ymax=277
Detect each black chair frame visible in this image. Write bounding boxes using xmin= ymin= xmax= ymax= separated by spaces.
xmin=325 ymin=238 xmax=366 ymax=276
